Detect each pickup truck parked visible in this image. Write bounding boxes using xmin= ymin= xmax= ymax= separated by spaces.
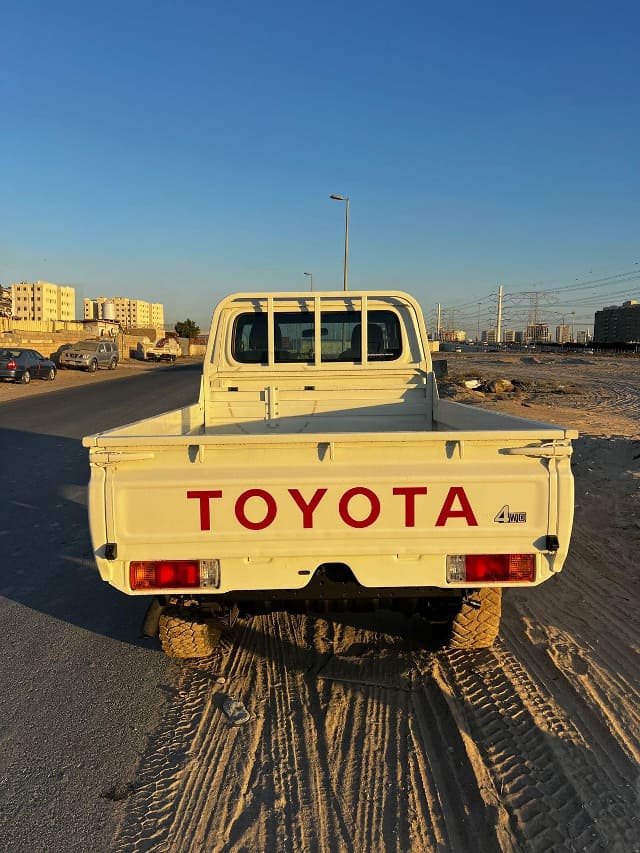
xmin=83 ymin=291 xmax=576 ymax=658
xmin=145 ymin=337 xmax=180 ymax=362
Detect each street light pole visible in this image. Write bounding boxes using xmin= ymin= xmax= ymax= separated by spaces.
xmin=304 ymin=271 xmax=313 ymax=291
xmin=330 ymin=194 xmax=350 ymax=291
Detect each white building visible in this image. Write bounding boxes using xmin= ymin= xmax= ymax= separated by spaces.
xmin=84 ymin=296 xmax=165 ymax=329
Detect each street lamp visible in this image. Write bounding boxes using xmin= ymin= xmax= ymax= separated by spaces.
xmin=330 ymin=194 xmax=350 ymax=291
xmin=303 ymin=271 xmax=313 ymax=291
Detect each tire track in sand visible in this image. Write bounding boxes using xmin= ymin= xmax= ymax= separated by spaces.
xmin=112 ymin=607 xmax=639 ymax=852
xmin=440 ymin=643 xmax=640 ymax=853
xmin=112 ymin=613 xmax=506 ymax=852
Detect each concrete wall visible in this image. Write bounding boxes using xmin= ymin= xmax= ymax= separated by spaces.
xmin=0 ymin=318 xmax=85 ymax=334
xmin=0 ymin=324 xmax=147 ymax=363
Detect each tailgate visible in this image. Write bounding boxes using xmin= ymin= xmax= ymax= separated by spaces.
xmin=88 ymin=433 xmax=573 ymax=593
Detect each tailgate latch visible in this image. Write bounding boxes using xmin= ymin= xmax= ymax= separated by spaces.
xmin=502 ymin=443 xmax=572 ymax=458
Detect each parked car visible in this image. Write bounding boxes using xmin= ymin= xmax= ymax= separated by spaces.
xmin=59 ymin=339 xmax=119 ymax=372
xmin=0 ymin=348 xmax=57 ymax=384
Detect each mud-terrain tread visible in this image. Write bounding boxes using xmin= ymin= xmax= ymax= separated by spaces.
xmin=159 ymin=611 xmax=222 ymax=659
xmin=447 ymin=588 xmax=501 ymax=649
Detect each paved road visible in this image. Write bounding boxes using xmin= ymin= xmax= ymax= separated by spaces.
xmin=0 ymin=363 xmax=201 ymax=853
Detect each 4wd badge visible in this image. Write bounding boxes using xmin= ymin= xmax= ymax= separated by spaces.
xmin=494 ymin=505 xmax=527 ymax=524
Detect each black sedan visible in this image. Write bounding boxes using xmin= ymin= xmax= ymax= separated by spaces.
xmin=0 ymin=348 xmax=57 ymax=384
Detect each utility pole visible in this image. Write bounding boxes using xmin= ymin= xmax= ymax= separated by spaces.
xmin=436 ymin=303 xmax=442 ymax=340
xmin=496 ymin=285 xmax=503 ymax=344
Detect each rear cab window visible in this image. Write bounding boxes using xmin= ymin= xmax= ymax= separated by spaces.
xmin=231 ymin=310 xmax=402 ymax=365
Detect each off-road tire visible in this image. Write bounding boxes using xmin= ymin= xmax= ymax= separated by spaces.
xmin=158 ymin=610 xmax=222 ymax=659
xmin=447 ymin=588 xmax=502 ymax=650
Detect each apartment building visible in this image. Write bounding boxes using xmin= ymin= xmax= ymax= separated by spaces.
xmin=11 ymin=281 xmax=76 ymax=321
xmin=83 ymin=296 xmax=165 ymax=329
xmin=594 ymin=300 xmax=640 ymax=344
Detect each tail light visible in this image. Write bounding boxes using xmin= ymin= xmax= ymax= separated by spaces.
xmin=447 ymin=554 xmax=535 ymax=583
xmin=130 ymin=559 xmax=220 ymax=590
xmin=7 ymin=360 xmax=17 ymax=369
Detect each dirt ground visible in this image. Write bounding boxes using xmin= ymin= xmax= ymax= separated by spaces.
xmin=8 ymin=351 xmax=639 ymax=851
xmin=106 ymin=352 xmax=640 ymax=853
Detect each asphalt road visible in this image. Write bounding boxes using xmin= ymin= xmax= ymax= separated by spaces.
xmin=0 ymin=363 xmax=202 ymax=853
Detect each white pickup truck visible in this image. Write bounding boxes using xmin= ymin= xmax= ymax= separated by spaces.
xmin=145 ymin=337 xmax=180 ymax=362
xmin=83 ymin=291 xmax=576 ymax=658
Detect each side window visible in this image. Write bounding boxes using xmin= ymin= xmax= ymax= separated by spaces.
xmin=232 ymin=315 xmax=269 ymax=363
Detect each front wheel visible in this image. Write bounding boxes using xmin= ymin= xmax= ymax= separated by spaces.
xmin=47 ymin=367 xmax=56 ymax=381
xmin=88 ymin=359 xmax=98 ymax=373
xmin=446 ymin=588 xmax=502 ymax=650
xmin=20 ymin=370 xmax=31 ymax=385
xmin=159 ymin=609 xmax=222 ymax=659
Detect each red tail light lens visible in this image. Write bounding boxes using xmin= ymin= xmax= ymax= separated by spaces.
xmin=130 ymin=560 xmax=200 ymax=590
xmin=7 ymin=360 xmax=17 ymax=369
xmin=129 ymin=559 xmax=220 ymax=590
xmin=447 ymin=554 xmax=535 ymax=583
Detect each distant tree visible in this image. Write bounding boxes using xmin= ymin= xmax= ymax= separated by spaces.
xmin=174 ymin=318 xmax=200 ymax=340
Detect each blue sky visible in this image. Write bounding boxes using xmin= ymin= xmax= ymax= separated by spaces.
xmin=2 ymin=0 xmax=639 ymax=332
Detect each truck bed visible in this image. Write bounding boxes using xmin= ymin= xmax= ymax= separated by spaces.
xmin=83 ymin=397 xmax=577 ymax=444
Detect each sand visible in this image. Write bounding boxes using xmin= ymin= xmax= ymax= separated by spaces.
xmin=7 ymin=351 xmax=638 ymax=851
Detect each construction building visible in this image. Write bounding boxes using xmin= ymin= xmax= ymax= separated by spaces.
xmin=439 ymin=329 xmax=466 ymax=343
xmin=0 ymin=285 xmax=12 ymax=318
xmin=11 ymin=281 xmax=76 ymax=321
xmin=525 ymin=323 xmax=550 ymax=345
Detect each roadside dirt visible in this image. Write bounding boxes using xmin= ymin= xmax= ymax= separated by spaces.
xmin=34 ymin=352 xmax=640 ymax=852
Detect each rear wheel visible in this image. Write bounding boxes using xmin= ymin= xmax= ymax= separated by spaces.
xmin=446 ymin=588 xmax=502 ymax=649
xmin=108 ymin=358 xmax=117 ymax=369
xmin=159 ymin=609 xmax=222 ymax=659
xmin=20 ymin=370 xmax=31 ymax=385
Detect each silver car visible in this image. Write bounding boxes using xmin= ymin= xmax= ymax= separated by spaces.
xmin=59 ymin=339 xmax=119 ymax=372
